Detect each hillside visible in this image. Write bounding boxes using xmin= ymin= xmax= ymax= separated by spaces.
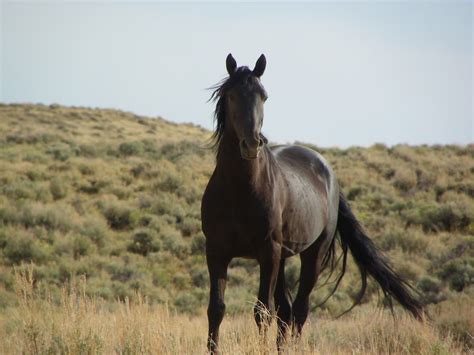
xmin=0 ymin=103 xmax=473 ymax=351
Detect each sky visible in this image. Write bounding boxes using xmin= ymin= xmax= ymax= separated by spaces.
xmin=1 ymin=1 xmax=472 ymax=147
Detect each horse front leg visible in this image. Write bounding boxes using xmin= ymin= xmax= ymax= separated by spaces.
xmin=254 ymin=239 xmax=281 ymax=336
xmin=274 ymin=259 xmax=293 ymax=352
xmin=206 ymin=253 xmax=230 ymax=354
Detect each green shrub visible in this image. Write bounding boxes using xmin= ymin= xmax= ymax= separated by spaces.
xmin=3 ymin=230 xmax=48 ymax=264
xmin=346 ymin=185 xmax=366 ymax=201
xmin=111 ymin=281 xmax=134 ymax=301
xmin=379 ymin=228 xmax=428 ymax=254
xmin=415 ymin=168 xmax=437 ymax=190
xmin=26 ymin=169 xmax=47 ymax=181
xmin=176 ymin=183 xmax=202 ymax=204
xmin=130 ymin=163 xmax=151 ymax=178
xmin=23 ymin=153 xmax=48 ymax=163
xmin=160 ymin=140 xmax=204 ymax=161
xmin=160 ymin=229 xmax=189 ymax=258
xmin=127 ymin=229 xmax=160 ymax=256
xmin=190 ymin=233 xmax=205 ymax=255
xmin=228 ymin=266 xmax=248 ymax=286
xmin=151 ymin=266 xmax=172 ymax=287
xmin=154 ymin=172 xmax=182 ymax=194
xmin=80 ymin=217 xmax=110 ymax=249
xmin=78 ymin=164 xmax=95 ymax=176
xmin=20 ymin=203 xmax=74 ymax=232
xmin=190 ymin=266 xmax=208 ymax=287
xmin=46 ymin=144 xmax=71 ymax=161
xmin=0 ymin=205 xmax=18 ymax=225
xmin=118 ymin=142 xmax=143 ymax=156
xmin=178 ymin=217 xmax=201 ymax=237
xmin=5 ymin=131 xmax=58 ymax=145
xmin=78 ymin=179 xmax=110 ymax=194
xmin=285 ymin=257 xmax=301 ymax=290
xmin=437 ymin=258 xmax=474 ymax=292
xmin=77 ymin=144 xmax=99 ymax=157
xmin=172 ymin=272 xmax=192 ymax=290
xmin=72 ymin=235 xmax=94 ymax=259
xmin=108 ymin=263 xmax=136 ymax=283
xmin=53 ymin=236 xmax=73 ymax=257
xmin=140 ymin=138 xmax=158 ymax=154
xmin=0 ymin=230 xmax=7 ymax=249
xmin=403 ymin=202 xmax=472 ymax=232
xmin=392 ymin=167 xmax=417 ymax=192
xmin=152 ymin=194 xmax=185 ymax=223
xmin=3 ymin=180 xmax=38 ymax=200
xmin=109 ymin=186 xmax=131 ymax=200
xmin=173 ymin=290 xmax=204 ymax=315
xmin=137 ymin=196 xmax=153 ymax=210
xmin=50 ymin=177 xmax=67 ymax=200
xmin=100 ymin=201 xmax=138 ymax=230
xmin=417 ymin=275 xmax=445 ymax=304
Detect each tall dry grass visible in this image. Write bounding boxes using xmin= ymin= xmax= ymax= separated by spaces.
xmin=0 ymin=268 xmax=468 ymax=355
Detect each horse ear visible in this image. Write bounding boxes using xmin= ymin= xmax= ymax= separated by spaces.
xmin=226 ymin=53 xmax=237 ymax=75
xmin=253 ymin=54 xmax=266 ymax=77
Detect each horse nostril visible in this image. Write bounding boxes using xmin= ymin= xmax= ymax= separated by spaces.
xmin=258 ymin=138 xmax=264 ymax=147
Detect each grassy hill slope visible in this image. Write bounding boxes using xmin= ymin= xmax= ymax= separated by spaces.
xmin=0 ymin=103 xmax=472 ymax=350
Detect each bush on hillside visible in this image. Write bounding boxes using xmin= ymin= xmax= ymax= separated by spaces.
xmin=99 ymin=201 xmax=138 ymax=230
xmin=437 ymin=258 xmax=474 ymax=292
xmin=417 ymin=275 xmax=446 ymax=304
xmin=3 ymin=230 xmax=49 ymax=265
xmin=50 ymin=177 xmax=68 ymax=200
xmin=118 ymin=141 xmax=143 ymax=156
xmin=392 ymin=167 xmax=417 ymax=192
xmin=46 ymin=144 xmax=72 ymax=161
xmin=127 ymin=229 xmax=160 ymax=256
xmin=20 ymin=203 xmax=75 ymax=232
xmin=403 ymin=202 xmax=471 ymax=232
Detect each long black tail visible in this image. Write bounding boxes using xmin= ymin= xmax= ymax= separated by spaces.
xmin=335 ymin=193 xmax=424 ymax=319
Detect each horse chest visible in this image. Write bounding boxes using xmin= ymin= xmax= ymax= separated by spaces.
xmin=202 ymin=184 xmax=280 ymax=255
xmin=218 ymin=194 xmax=273 ymax=232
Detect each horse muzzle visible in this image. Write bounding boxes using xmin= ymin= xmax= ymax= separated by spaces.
xmin=239 ymin=138 xmax=263 ymax=160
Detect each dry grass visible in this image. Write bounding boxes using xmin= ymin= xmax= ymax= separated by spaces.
xmin=0 ymin=269 xmax=468 ymax=355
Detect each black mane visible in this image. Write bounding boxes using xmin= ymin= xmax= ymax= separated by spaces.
xmin=209 ymin=66 xmax=267 ymax=150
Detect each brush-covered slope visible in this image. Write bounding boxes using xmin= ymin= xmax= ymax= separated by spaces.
xmin=0 ymin=103 xmax=472 ymax=324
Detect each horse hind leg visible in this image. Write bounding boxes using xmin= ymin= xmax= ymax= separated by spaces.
xmin=292 ymin=232 xmax=329 ymax=339
xmin=274 ymin=259 xmax=293 ymax=351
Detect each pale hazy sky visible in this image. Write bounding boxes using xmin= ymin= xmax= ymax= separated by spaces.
xmin=1 ymin=1 xmax=472 ymax=147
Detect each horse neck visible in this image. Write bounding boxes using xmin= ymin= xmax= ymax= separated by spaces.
xmin=215 ymin=129 xmax=269 ymax=189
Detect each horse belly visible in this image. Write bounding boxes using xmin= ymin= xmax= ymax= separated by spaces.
xmin=282 ymin=188 xmax=328 ymax=256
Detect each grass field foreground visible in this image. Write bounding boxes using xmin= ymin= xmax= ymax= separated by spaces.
xmin=0 ymin=269 xmax=471 ymax=354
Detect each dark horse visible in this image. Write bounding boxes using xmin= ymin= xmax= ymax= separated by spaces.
xmin=201 ymin=54 xmax=423 ymax=353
